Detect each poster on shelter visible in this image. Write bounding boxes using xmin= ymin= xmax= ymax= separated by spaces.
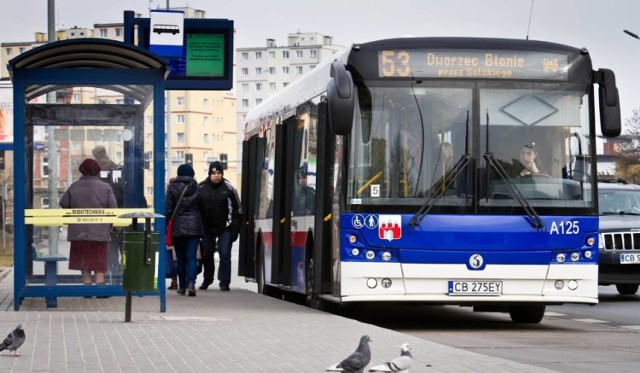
xmin=0 ymin=82 xmax=13 ymax=144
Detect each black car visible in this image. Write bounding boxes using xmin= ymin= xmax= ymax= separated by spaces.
xmin=598 ymin=181 xmax=640 ymax=294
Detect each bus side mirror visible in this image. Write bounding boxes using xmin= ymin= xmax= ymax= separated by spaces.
xmin=597 ymin=68 xmax=621 ymax=138
xmin=327 ymin=61 xmax=355 ymax=135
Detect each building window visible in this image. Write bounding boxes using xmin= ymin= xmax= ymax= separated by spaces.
xmin=177 ymin=133 xmax=185 ymax=142
xmin=255 ymin=83 xmax=262 ymax=91
xmin=176 ymin=97 xmax=185 ymax=106
xmin=99 ymin=29 xmax=107 ymax=37
xmin=242 ymin=83 xmax=249 ymax=92
xmin=5 ymin=48 xmax=12 ymax=56
xmin=269 ymin=67 xmax=276 ymax=75
xmin=241 ymin=52 xmax=248 ymax=60
xmin=177 ymin=114 xmax=185 ymax=124
xmin=41 ymin=197 xmax=50 ymax=209
xmin=296 ymin=50 xmax=304 ymax=58
xmin=116 ymin=28 xmax=123 ymax=37
xmin=204 ymin=134 xmax=210 ymax=143
xmin=269 ymin=82 xmax=276 ymax=91
xmin=241 ymin=68 xmax=249 ymax=75
xmin=204 ymin=116 xmax=209 ymax=126
xmin=115 ymin=151 xmax=122 ymax=162
xmin=282 ymin=51 xmax=289 ymax=59
xmin=147 ymin=115 xmax=153 ymax=124
xmin=41 ymin=156 xmax=49 ymax=178
xmin=296 ymin=66 xmax=304 ymax=74
xmin=203 ymin=98 xmax=209 ymax=106
xmin=256 ymin=98 xmax=263 ymax=105
xmin=310 ymin=49 xmax=317 ymax=58
xmin=147 ymin=187 xmax=153 ymax=196
xmin=255 ymin=67 xmax=262 ymax=75
xmin=19 ymin=47 xmax=25 ymax=53
xmin=72 ymin=93 xmax=80 ymax=102
xmin=177 ymin=150 xmax=184 ymax=158
xmin=269 ymin=51 xmax=275 ymax=58
xmin=310 ymin=65 xmax=316 ymax=70
xmin=255 ymin=51 xmax=262 ymax=59
xmin=242 ymin=99 xmax=249 ymax=107
xmin=283 ymin=82 xmax=289 ymax=87
xmin=282 ymin=66 xmax=289 ymax=74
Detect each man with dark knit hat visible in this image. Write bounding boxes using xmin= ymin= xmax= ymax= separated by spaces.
xmin=197 ymin=161 xmax=242 ymax=291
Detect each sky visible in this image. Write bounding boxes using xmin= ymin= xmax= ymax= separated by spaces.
xmin=1 ymin=0 xmax=640 ymax=125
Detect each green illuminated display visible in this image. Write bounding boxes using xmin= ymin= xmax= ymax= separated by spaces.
xmin=186 ymin=34 xmax=225 ymax=77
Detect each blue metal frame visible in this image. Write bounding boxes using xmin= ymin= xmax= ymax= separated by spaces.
xmin=10 ymin=41 xmax=168 ymax=312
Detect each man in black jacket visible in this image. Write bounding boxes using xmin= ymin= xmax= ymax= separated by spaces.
xmin=198 ymin=161 xmax=242 ymax=291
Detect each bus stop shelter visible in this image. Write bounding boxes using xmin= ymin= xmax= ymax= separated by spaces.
xmin=9 ymin=38 xmax=169 ymax=311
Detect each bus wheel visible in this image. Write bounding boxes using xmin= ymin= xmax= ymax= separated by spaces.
xmin=509 ymin=305 xmax=545 ymax=324
xmin=257 ymin=249 xmax=279 ymax=298
xmin=305 ymin=257 xmax=321 ymax=309
xmin=616 ymin=284 xmax=639 ymax=295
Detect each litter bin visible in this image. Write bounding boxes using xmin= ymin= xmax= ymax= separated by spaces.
xmin=122 ymin=231 xmax=159 ymax=292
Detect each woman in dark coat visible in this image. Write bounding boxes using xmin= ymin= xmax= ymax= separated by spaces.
xmin=60 ymin=158 xmax=117 ymax=286
xmin=165 ymin=164 xmax=204 ymax=296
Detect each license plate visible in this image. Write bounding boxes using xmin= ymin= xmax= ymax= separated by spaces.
xmin=448 ymin=281 xmax=502 ymax=295
xmin=620 ymin=253 xmax=640 ymax=264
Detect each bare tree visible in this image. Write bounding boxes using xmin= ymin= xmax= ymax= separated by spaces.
xmin=616 ymin=108 xmax=640 ymax=183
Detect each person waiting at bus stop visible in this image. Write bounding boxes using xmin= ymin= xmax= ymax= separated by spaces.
xmin=165 ymin=163 xmax=203 ymax=296
xmin=198 ymin=161 xmax=242 ymax=292
xmin=59 ymin=158 xmax=117 ymax=294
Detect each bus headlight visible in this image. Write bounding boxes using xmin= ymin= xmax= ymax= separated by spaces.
xmin=351 ymin=248 xmax=360 ymax=256
xmin=556 ymin=253 xmax=566 ymax=263
xmin=568 ymin=280 xmax=579 ymax=290
xmin=366 ymin=250 xmax=375 ymax=260
xmin=586 ymin=237 xmax=595 ymax=246
xmin=571 ymin=252 xmax=580 ymax=262
xmin=349 ymin=235 xmax=357 ymax=244
xmin=366 ymin=278 xmax=377 ymax=288
xmin=555 ymin=280 xmax=564 ymax=290
xmin=382 ymin=252 xmax=392 ymax=261
xmin=584 ymin=250 xmax=592 ymax=259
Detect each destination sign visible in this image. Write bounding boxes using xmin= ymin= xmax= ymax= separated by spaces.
xmin=378 ymin=49 xmax=569 ymax=80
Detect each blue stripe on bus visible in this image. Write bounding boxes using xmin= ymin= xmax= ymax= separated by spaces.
xmin=339 ymin=213 xmax=598 ymax=265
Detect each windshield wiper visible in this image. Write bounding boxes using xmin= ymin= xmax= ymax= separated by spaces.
xmin=482 ymin=110 xmax=543 ymax=229
xmin=408 ymin=154 xmax=472 ymax=228
xmin=409 ymin=111 xmax=472 ymax=228
xmin=484 ymin=153 xmax=544 ymax=229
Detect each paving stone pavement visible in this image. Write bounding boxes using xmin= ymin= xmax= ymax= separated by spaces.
xmin=0 ymin=266 xmax=557 ymax=373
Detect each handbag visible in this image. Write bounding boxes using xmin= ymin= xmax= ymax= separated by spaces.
xmin=165 ymin=184 xmax=189 ymax=247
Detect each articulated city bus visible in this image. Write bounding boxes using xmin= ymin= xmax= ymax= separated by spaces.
xmin=238 ymin=37 xmax=621 ymax=323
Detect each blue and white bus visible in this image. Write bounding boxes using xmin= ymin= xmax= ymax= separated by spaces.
xmin=238 ymin=37 xmax=621 ymax=323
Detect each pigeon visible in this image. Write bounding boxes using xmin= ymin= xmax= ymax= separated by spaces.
xmin=0 ymin=324 xmax=25 ymax=357
xmin=326 ymin=335 xmax=372 ymax=373
xmin=368 ymin=343 xmax=413 ymax=373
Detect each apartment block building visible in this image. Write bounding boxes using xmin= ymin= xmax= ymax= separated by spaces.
xmin=235 ymin=32 xmax=344 ymax=126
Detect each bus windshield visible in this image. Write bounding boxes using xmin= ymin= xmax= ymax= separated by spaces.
xmin=347 ymin=81 xmax=593 ymax=212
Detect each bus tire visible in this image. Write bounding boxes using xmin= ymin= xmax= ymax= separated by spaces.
xmin=509 ymin=305 xmax=545 ymax=324
xmin=616 ymin=284 xmax=639 ymax=295
xmin=257 ymin=249 xmax=280 ymax=298
xmin=305 ymin=257 xmax=322 ymax=309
